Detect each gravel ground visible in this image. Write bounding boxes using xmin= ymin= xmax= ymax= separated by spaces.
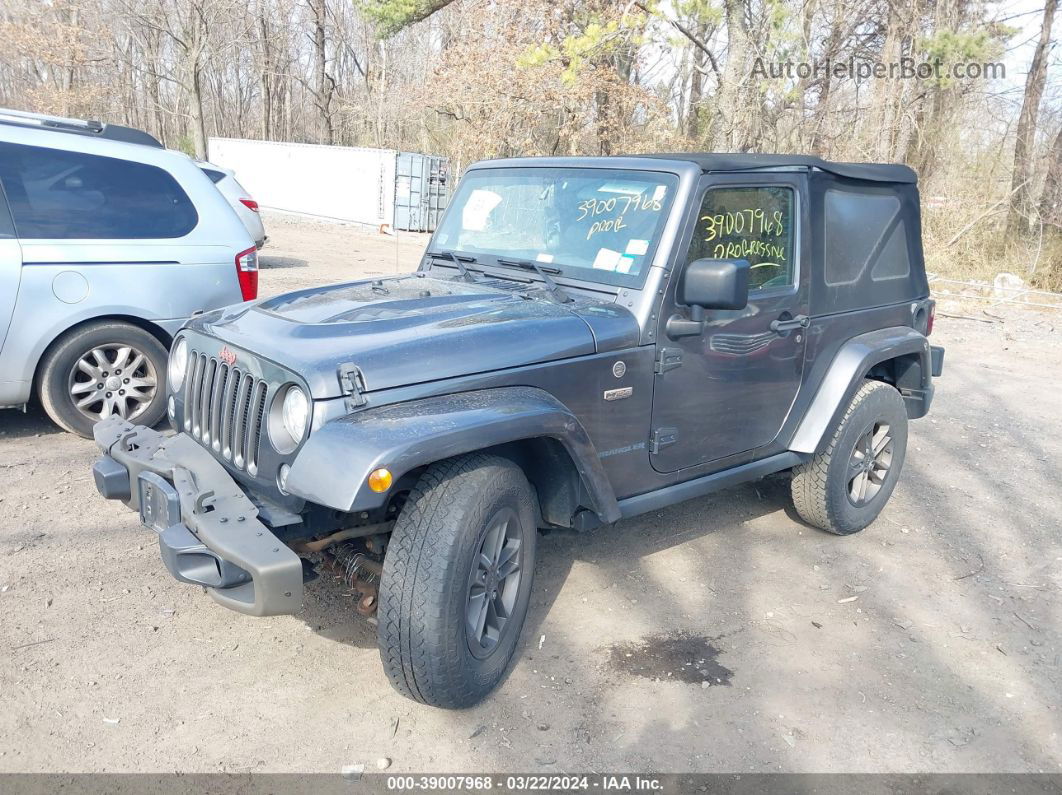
xmin=1 ymin=211 xmax=1060 ymax=774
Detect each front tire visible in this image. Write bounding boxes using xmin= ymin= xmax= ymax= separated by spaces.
xmin=791 ymin=379 xmax=908 ymax=535
xmin=378 ymin=453 xmax=537 ymax=708
xmin=37 ymin=321 xmax=169 ymax=438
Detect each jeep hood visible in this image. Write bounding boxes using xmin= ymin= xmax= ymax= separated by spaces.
xmin=186 ymin=274 xmax=639 ymax=399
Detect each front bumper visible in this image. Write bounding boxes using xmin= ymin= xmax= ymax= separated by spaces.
xmin=92 ymin=417 xmax=303 ymax=616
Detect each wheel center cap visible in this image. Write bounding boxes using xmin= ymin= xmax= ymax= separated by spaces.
xmin=105 ymin=376 xmax=121 ymax=390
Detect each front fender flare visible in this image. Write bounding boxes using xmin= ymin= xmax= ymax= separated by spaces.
xmin=285 ymin=386 xmax=621 ymax=523
xmin=789 ymin=326 xmax=933 ymax=454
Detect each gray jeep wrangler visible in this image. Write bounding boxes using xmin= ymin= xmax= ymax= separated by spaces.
xmin=92 ymin=154 xmax=944 ymax=708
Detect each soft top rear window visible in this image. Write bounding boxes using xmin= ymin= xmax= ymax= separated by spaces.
xmin=824 ymin=190 xmax=908 ymax=286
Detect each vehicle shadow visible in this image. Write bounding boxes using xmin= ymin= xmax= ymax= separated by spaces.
xmin=461 ymin=364 xmax=1062 ymax=773
xmin=0 ymin=403 xmax=176 ymax=443
xmin=0 ymin=403 xmax=65 ymax=440
xmin=297 ymin=473 xmax=796 ymax=667
xmin=300 ymin=575 xmax=380 ymax=649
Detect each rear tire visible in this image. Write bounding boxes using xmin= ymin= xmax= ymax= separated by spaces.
xmin=378 ymin=453 xmax=537 ymax=708
xmin=37 ymin=321 xmax=169 ymax=438
xmin=791 ymin=379 xmax=908 ymax=535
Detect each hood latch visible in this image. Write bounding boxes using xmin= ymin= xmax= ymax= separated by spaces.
xmin=337 ymin=363 xmax=368 ymax=410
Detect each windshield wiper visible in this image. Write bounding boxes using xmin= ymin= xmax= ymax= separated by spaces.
xmin=495 ymin=258 xmax=573 ymax=304
xmin=427 ymin=250 xmax=480 ymax=283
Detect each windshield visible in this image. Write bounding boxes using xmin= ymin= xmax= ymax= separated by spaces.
xmin=432 ymin=167 xmax=679 ymax=286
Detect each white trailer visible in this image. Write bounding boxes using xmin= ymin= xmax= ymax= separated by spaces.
xmin=207 ymin=138 xmax=449 ymax=232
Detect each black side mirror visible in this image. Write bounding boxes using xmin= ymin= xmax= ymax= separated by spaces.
xmin=681 ymin=258 xmax=750 ymax=310
xmin=667 ymin=258 xmax=751 ymax=339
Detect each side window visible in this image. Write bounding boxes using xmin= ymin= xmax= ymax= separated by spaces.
xmin=687 ymin=186 xmax=795 ymax=291
xmin=0 ymin=142 xmax=197 ymax=239
xmin=824 ymin=189 xmax=909 ymax=285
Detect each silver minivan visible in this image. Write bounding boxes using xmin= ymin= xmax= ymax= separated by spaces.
xmin=0 ymin=109 xmax=257 ymax=437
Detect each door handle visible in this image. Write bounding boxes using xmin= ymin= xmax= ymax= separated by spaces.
xmin=770 ymin=314 xmax=810 ymax=333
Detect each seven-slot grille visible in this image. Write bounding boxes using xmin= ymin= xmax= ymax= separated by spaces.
xmin=183 ymin=351 xmax=268 ymax=476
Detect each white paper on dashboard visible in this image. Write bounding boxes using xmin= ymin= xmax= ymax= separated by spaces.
xmin=625 ymin=239 xmax=649 ymax=256
xmin=462 ymin=189 xmax=502 ymax=231
xmin=592 ymin=248 xmax=621 ymax=271
xmin=535 ymin=253 xmax=555 ymax=263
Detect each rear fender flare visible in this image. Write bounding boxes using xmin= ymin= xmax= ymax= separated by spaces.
xmin=789 ymin=326 xmax=932 ymax=454
xmin=284 ymin=386 xmax=621 ymax=522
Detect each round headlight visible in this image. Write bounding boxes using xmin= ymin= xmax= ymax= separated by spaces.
xmin=281 ymin=386 xmax=309 ymax=444
xmin=168 ymin=338 xmax=188 ymax=391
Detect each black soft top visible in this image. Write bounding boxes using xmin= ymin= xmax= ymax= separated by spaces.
xmin=641 ymin=153 xmax=916 ymax=184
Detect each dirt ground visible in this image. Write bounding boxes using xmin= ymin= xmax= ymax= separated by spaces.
xmin=1 ymin=211 xmax=1061 ymax=774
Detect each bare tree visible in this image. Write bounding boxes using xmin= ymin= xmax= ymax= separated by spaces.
xmin=1007 ymin=0 xmax=1057 ymax=236
xmin=1040 ymin=125 xmax=1062 ymax=231
xmin=308 ymin=0 xmax=335 ymax=144
xmin=257 ymin=0 xmax=275 ymax=140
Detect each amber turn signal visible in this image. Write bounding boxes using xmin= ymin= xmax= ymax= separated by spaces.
xmin=367 ymin=468 xmax=393 ymax=493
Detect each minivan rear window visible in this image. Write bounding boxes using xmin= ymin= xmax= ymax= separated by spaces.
xmin=0 ymin=142 xmax=198 ymax=239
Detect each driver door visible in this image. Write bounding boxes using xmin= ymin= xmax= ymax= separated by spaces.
xmin=650 ymin=172 xmax=809 ymax=473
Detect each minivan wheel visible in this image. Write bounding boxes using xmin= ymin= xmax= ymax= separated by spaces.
xmin=790 ymin=379 xmax=908 ymax=535
xmin=378 ymin=453 xmax=536 ymax=708
xmin=38 ymin=321 xmax=169 ymax=438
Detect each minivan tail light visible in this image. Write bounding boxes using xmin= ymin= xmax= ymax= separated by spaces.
xmin=239 ymin=198 xmax=259 ymax=212
xmin=235 ymin=246 xmax=258 ymax=301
